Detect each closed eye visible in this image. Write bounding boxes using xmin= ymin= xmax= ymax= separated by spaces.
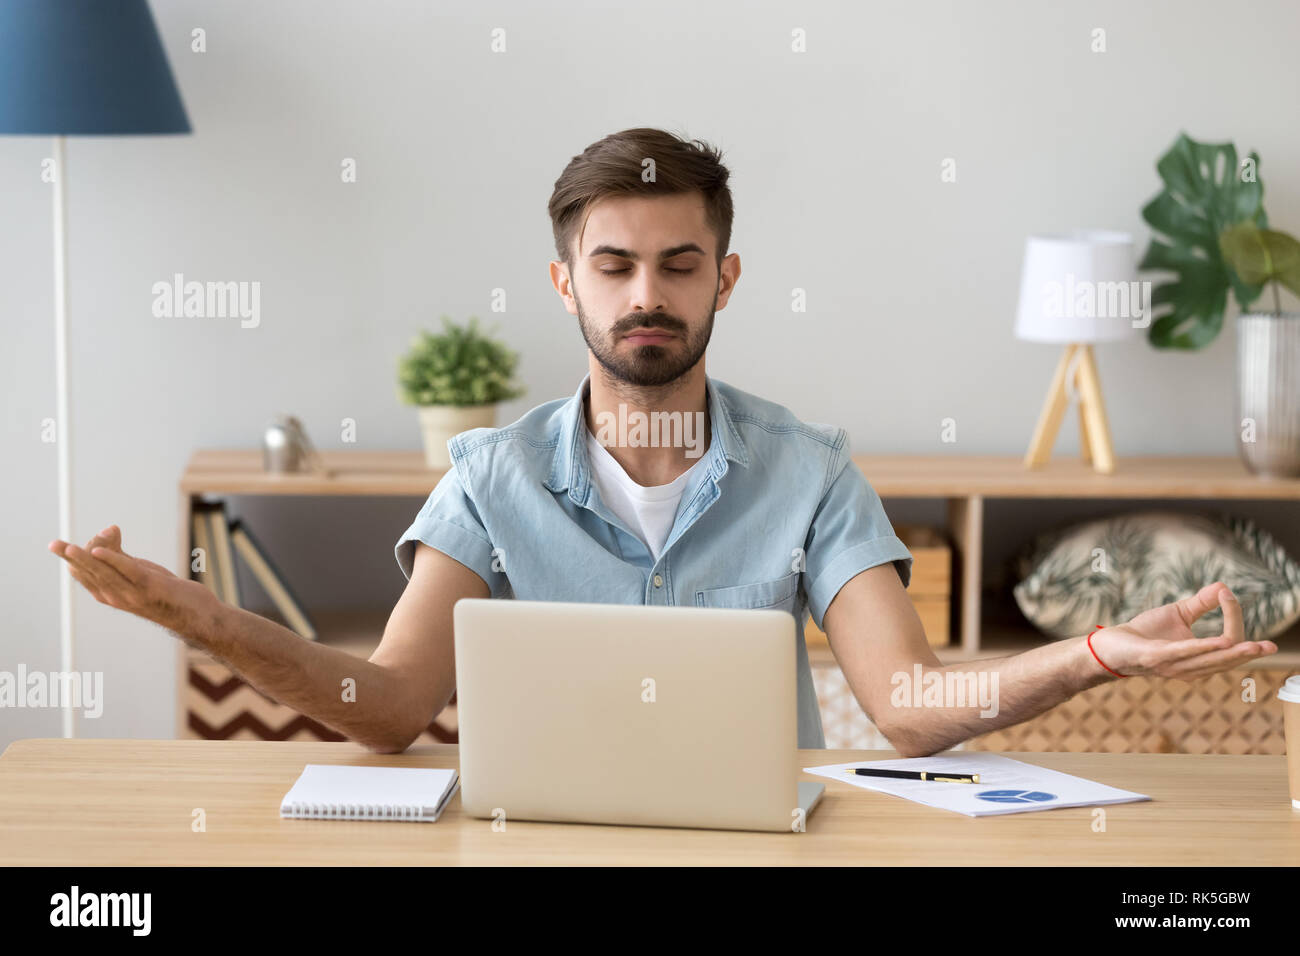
xmin=601 ymin=267 xmax=694 ymax=276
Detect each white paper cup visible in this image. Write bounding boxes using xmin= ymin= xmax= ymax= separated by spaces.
xmin=1279 ymin=676 xmax=1300 ymax=810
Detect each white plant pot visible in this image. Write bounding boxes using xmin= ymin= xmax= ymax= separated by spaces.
xmin=1237 ymin=312 xmax=1300 ymax=478
xmin=417 ymin=404 xmax=497 ymax=469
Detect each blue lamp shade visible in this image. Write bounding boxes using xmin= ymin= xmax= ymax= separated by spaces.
xmin=0 ymin=0 xmax=190 ymax=135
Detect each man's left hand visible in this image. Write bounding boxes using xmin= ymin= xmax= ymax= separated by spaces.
xmin=1089 ymin=582 xmax=1278 ymax=680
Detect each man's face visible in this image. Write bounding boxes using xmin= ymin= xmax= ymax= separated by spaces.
xmin=553 ymin=192 xmax=738 ymax=388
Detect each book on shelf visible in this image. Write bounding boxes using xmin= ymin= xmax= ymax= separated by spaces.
xmin=228 ymin=516 xmax=317 ymax=640
xmin=207 ymin=502 xmax=241 ymax=607
xmin=188 ymin=501 xmax=317 ymax=640
xmin=190 ymin=502 xmax=221 ymax=600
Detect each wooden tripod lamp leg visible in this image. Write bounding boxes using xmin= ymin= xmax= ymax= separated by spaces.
xmin=1074 ymin=344 xmax=1116 ymax=473
xmin=1024 ymin=344 xmax=1076 ymax=468
xmin=1077 ymin=361 xmax=1092 ymax=465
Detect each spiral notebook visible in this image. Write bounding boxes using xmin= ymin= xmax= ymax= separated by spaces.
xmin=280 ymin=764 xmax=460 ymax=823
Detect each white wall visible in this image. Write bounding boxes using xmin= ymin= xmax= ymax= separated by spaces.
xmin=4 ymin=0 xmax=1299 ymax=748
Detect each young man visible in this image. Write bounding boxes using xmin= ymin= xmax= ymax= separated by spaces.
xmin=50 ymin=128 xmax=1277 ymax=756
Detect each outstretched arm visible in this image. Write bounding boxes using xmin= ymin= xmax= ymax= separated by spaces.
xmin=824 ymin=563 xmax=1277 ymax=757
xmin=49 ymin=527 xmax=486 ymax=752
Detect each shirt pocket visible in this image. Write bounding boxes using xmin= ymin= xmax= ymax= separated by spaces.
xmin=694 ymin=570 xmax=800 ymax=611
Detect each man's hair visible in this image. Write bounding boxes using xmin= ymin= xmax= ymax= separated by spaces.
xmin=547 ymin=127 xmax=734 ymax=270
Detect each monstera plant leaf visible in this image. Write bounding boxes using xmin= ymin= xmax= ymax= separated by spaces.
xmin=1219 ymin=222 xmax=1300 ymax=301
xmin=1139 ymin=133 xmax=1267 ymax=349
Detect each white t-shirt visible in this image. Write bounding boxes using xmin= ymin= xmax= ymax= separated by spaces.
xmin=585 ymin=428 xmax=712 ymax=561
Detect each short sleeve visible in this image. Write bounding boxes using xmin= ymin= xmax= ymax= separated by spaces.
xmin=803 ymin=455 xmax=913 ymax=632
xmin=394 ymin=465 xmax=504 ymax=596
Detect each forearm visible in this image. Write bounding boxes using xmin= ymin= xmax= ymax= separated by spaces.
xmin=177 ymin=599 xmax=421 ymax=753
xmin=881 ymin=634 xmax=1116 ymax=757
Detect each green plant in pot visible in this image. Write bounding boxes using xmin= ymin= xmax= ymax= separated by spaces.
xmin=1139 ymin=132 xmax=1300 ymax=477
xmin=397 ymin=316 xmax=525 ymax=469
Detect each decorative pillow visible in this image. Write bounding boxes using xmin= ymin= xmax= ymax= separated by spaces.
xmin=1012 ymin=511 xmax=1300 ymax=641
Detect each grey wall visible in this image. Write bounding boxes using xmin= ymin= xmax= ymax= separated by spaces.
xmin=4 ymin=0 xmax=1299 ymax=748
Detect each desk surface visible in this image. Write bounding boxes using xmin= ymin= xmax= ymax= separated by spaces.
xmin=2 ymin=739 xmax=1296 ymax=865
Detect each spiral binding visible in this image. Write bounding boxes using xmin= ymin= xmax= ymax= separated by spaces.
xmin=283 ymin=802 xmax=425 ymax=820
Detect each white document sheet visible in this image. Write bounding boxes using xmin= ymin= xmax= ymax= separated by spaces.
xmin=803 ymin=753 xmax=1150 ymax=817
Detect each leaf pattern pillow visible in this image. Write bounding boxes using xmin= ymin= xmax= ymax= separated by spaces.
xmin=1012 ymin=511 xmax=1300 ymax=641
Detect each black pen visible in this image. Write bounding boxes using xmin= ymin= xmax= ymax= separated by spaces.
xmin=845 ymin=768 xmax=980 ymax=783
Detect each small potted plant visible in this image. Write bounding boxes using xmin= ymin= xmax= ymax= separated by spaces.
xmin=397 ymin=316 xmax=525 ymax=469
xmin=1139 ymin=132 xmax=1300 ymax=476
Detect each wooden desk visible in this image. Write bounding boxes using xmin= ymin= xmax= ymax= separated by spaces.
xmin=2 ymin=739 xmax=1295 ymax=865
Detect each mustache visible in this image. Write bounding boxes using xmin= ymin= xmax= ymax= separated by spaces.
xmin=617 ymin=315 xmax=685 ymax=335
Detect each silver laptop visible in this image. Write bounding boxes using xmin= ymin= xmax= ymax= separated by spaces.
xmin=453 ymin=598 xmax=824 ymax=832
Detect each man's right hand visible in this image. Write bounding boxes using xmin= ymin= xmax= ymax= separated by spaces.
xmin=48 ymin=524 xmax=216 ymax=635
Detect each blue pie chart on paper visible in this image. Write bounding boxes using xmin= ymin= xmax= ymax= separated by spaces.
xmin=976 ymin=789 xmax=1057 ymax=803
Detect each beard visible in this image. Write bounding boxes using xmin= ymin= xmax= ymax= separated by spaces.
xmin=575 ymin=283 xmax=716 ymax=388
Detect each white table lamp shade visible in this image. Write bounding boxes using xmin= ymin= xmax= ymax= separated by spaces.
xmin=1015 ymin=231 xmax=1143 ymax=344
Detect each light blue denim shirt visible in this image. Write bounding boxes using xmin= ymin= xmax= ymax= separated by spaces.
xmin=395 ymin=372 xmax=913 ymax=748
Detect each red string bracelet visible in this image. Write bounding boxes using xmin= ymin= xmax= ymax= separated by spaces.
xmin=1087 ymin=624 xmax=1129 ymax=678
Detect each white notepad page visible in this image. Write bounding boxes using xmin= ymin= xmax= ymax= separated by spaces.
xmin=280 ymin=764 xmax=460 ymax=823
xmin=804 ymin=754 xmax=1150 ymax=817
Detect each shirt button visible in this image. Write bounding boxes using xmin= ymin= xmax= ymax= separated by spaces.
xmin=653 ymin=574 xmax=664 ymax=588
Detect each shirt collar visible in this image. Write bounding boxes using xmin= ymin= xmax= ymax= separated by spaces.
xmin=544 ymin=371 xmax=749 ymax=499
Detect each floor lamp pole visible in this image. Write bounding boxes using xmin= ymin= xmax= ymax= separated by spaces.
xmin=53 ymin=134 xmax=76 ymax=739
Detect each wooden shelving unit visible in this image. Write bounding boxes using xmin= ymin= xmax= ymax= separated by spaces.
xmin=854 ymin=454 xmax=1300 ymax=653
xmin=178 ymin=450 xmax=1300 ymax=738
